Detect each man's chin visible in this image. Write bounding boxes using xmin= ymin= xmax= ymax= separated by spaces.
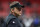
xmin=14 ymin=13 xmax=21 ymax=17
xmin=19 ymin=14 xmax=21 ymax=16
xmin=16 ymin=14 xmax=21 ymax=17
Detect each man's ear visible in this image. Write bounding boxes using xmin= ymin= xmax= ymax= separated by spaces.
xmin=11 ymin=8 xmax=14 ymax=12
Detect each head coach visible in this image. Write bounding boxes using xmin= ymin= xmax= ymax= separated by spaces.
xmin=3 ymin=1 xmax=24 ymax=27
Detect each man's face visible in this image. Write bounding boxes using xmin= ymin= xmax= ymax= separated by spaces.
xmin=11 ymin=7 xmax=22 ymax=16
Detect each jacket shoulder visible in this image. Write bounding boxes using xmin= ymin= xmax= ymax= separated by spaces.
xmin=5 ymin=14 xmax=16 ymax=24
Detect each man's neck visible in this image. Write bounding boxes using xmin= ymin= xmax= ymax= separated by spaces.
xmin=10 ymin=12 xmax=18 ymax=17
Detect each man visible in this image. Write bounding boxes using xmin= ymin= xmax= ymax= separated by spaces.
xmin=3 ymin=1 xmax=24 ymax=27
xmin=22 ymin=15 xmax=33 ymax=27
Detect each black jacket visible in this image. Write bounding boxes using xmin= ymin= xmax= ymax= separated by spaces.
xmin=3 ymin=14 xmax=23 ymax=27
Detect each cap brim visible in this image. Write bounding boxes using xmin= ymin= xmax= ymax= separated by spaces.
xmin=21 ymin=5 xmax=24 ymax=8
xmin=18 ymin=5 xmax=24 ymax=8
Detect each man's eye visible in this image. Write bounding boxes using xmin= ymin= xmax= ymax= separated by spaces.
xmin=17 ymin=7 xmax=21 ymax=11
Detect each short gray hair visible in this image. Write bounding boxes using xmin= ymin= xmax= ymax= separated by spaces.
xmin=10 ymin=1 xmax=20 ymax=7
